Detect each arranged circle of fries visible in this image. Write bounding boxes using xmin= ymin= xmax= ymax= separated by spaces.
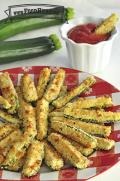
xmin=0 ymin=68 xmax=119 ymax=177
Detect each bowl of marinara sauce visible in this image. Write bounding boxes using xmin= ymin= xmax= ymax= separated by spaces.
xmin=60 ymin=17 xmax=118 ymax=73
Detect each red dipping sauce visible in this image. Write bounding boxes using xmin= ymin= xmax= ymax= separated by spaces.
xmin=67 ymin=23 xmax=110 ymax=44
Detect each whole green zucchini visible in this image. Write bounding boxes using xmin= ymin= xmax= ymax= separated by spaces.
xmin=0 ymin=7 xmax=74 ymax=40
xmin=0 ymin=34 xmax=61 ymax=64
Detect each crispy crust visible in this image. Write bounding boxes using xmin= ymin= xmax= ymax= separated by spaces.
xmin=0 ymin=72 xmax=19 ymax=114
xmin=0 ymin=109 xmax=20 ymax=125
xmin=17 ymin=88 xmax=37 ymax=141
xmin=65 ymin=96 xmax=113 ymax=109
xmin=0 ymin=154 xmax=4 ymax=164
xmin=2 ymin=135 xmax=31 ymax=169
xmin=36 ymin=98 xmax=49 ymax=140
xmin=66 ymin=138 xmax=94 ymax=157
xmin=20 ymin=74 xmax=38 ymax=102
xmin=58 ymin=85 xmax=67 ymax=97
xmin=48 ymin=133 xmax=90 ymax=169
xmin=22 ymin=140 xmax=44 ymax=177
xmin=44 ymin=141 xmax=64 ymax=170
xmin=49 ymin=111 xmax=64 ymax=117
xmin=64 ymin=108 xmax=120 ymax=123
xmin=0 ymin=96 xmax=11 ymax=109
xmin=44 ymin=69 xmax=65 ymax=102
xmin=95 ymin=13 xmax=119 ymax=35
xmin=52 ymin=76 xmax=96 ymax=108
xmin=37 ymin=68 xmax=51 ymax=99
xmin=95 ymin=136 xmax=115 ymax=150
xmin=0 ymin=124 xmax=16 ymax=140
xmin=0 ymin=129 xmax=22 ymax=156
xmin=50 ymin=120 xmax=97 ymax=148
xmin=50 ymin=117 xmax=111 ymax=137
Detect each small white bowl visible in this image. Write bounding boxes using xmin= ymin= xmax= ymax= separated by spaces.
xmin=60 ymin=17 xmax=118 ymax=73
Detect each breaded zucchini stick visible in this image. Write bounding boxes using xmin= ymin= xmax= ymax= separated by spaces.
xmin=4 ymin=158 xmax=25 ymax=171
xmin=44 ymin=141 xmax=64 ymax=170
xmin=37 ymin=68 xmax=51 ymax=99
xmin=50 ymin=120 xmax=97 ymax=148
xmin=0 ymin=96 xmax=11 ymax=109
xmin=95 ymin=136 xmax=115 ymax=150
xmin=66 ymin=96 xmax=113 ymax=109
xmin=0 ymin=129 xmax=22 ymax=156
xmin=95 ymin=13 xmax=119 ymax=35
xmin=0 ymin=72 xmax=19 ymax=114
xmin=49 ymin=86 xmax=67 ymax=112
xmin=17 ymin=87 xmax=37 ymax=140
xmin=2 ymin=135 xmax=31 ymax=170
xmin=0 ymin=124 xmax=16 ymax=140
xmin=66 ymin=138 xmax=94 ymax=157
xmin=48 ymin=133 xmax=89 ymax=169
xmin=64 ymin=107 xmax=120 ymax=123
xmin=50 ymin=117 xmax=111 ymax=137
xmin=44 ymin=69 xmax=65 ymax=102
xmin=52 ymin=76 xmax=96 ymax=108
xmin=20 ymin=74 xmax=38 ymax=102
xmin=36 ymin=98 xmax=49 ymax=140
xmin=0 ymin=109 xmax=20 ymax=125
xmin=22 ymin=140 xmax=44 ymax=177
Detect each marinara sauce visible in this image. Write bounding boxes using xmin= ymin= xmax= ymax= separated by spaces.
xmin=67 ymin=23 xmax=110 ymax=44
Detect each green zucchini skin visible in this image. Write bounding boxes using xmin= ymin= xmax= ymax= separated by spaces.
xmin=0 ymin=7 xmax=74 ymax=40
xmin=0 ymin=34 xmax=61 ymax=64
xmin=0 ymin=19 xmax=62 ymax=40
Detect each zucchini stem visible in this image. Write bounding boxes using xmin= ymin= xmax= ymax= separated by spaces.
xmin=49 ymin=34 xmax=62 ymax=50
xmin=65 ymin=8 xmax=74 ymax=20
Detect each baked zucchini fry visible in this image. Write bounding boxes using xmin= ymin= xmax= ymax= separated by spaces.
xmin=0 ymin=96 xmax=11 ymax=109
xmin=22 ymin=140 xmax=44 ymax=177
xmin=3 ymin=157 xmax=25 ymax=171
xmin=66 ymin=96 xmax=113 ymax=109
xmin=95 ymin=13 xmax=119 ymax=35
xmin=36 ymin=98 xmax=49 ymax=140
xmin=50 ymin=120 xmax=97 ymax=148
xmin=44 ymin=141 xmax=64 ymax=170
xmin=0 ymin=109 xmax=20 ymax=125
xmin=0 ymin=124 xmax=16 ymax=140
xmin=44 ymin=69 xmax=65 ymax=102
xmin=48 ymin=133 xmax=89 ymax=169
xmin=0 ymin=129 xmax=22 ymax=156
xmin=37 ymin=68 xmax=51 ymax=99
xmin=49 ymin=85 xmax=67 ymax=112
xmin=50 ymin=117 xmax=111 ymax=137
xmin=64 ymin=108 xmax=120 ymax=123
xmin=2 ymin=135 xmax=31 ymax=170
xmin=17 ymin=87 xmax=37 ymax=140
xmin=52 ymin=76 xmax=96 ymax=108
xmin=66 ymin=138 xmax=94 ymax=157
xmin=20 ymin=74 xmax=38 ymax=102
xmin=95 ymin=136 xmax=115 ymax=150
xmin=0 ymin=72 xmax=19 ymax=114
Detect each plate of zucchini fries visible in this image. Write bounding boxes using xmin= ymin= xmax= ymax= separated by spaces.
xmin=0 ymin=66 xmax=120 ymax=180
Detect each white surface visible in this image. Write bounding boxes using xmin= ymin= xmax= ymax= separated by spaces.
xmin=0 ymin=0 xmax=120 ymax=180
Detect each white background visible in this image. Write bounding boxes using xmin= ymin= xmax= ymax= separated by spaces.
xmin=0 ymin=0 xmax=120 ymax=180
